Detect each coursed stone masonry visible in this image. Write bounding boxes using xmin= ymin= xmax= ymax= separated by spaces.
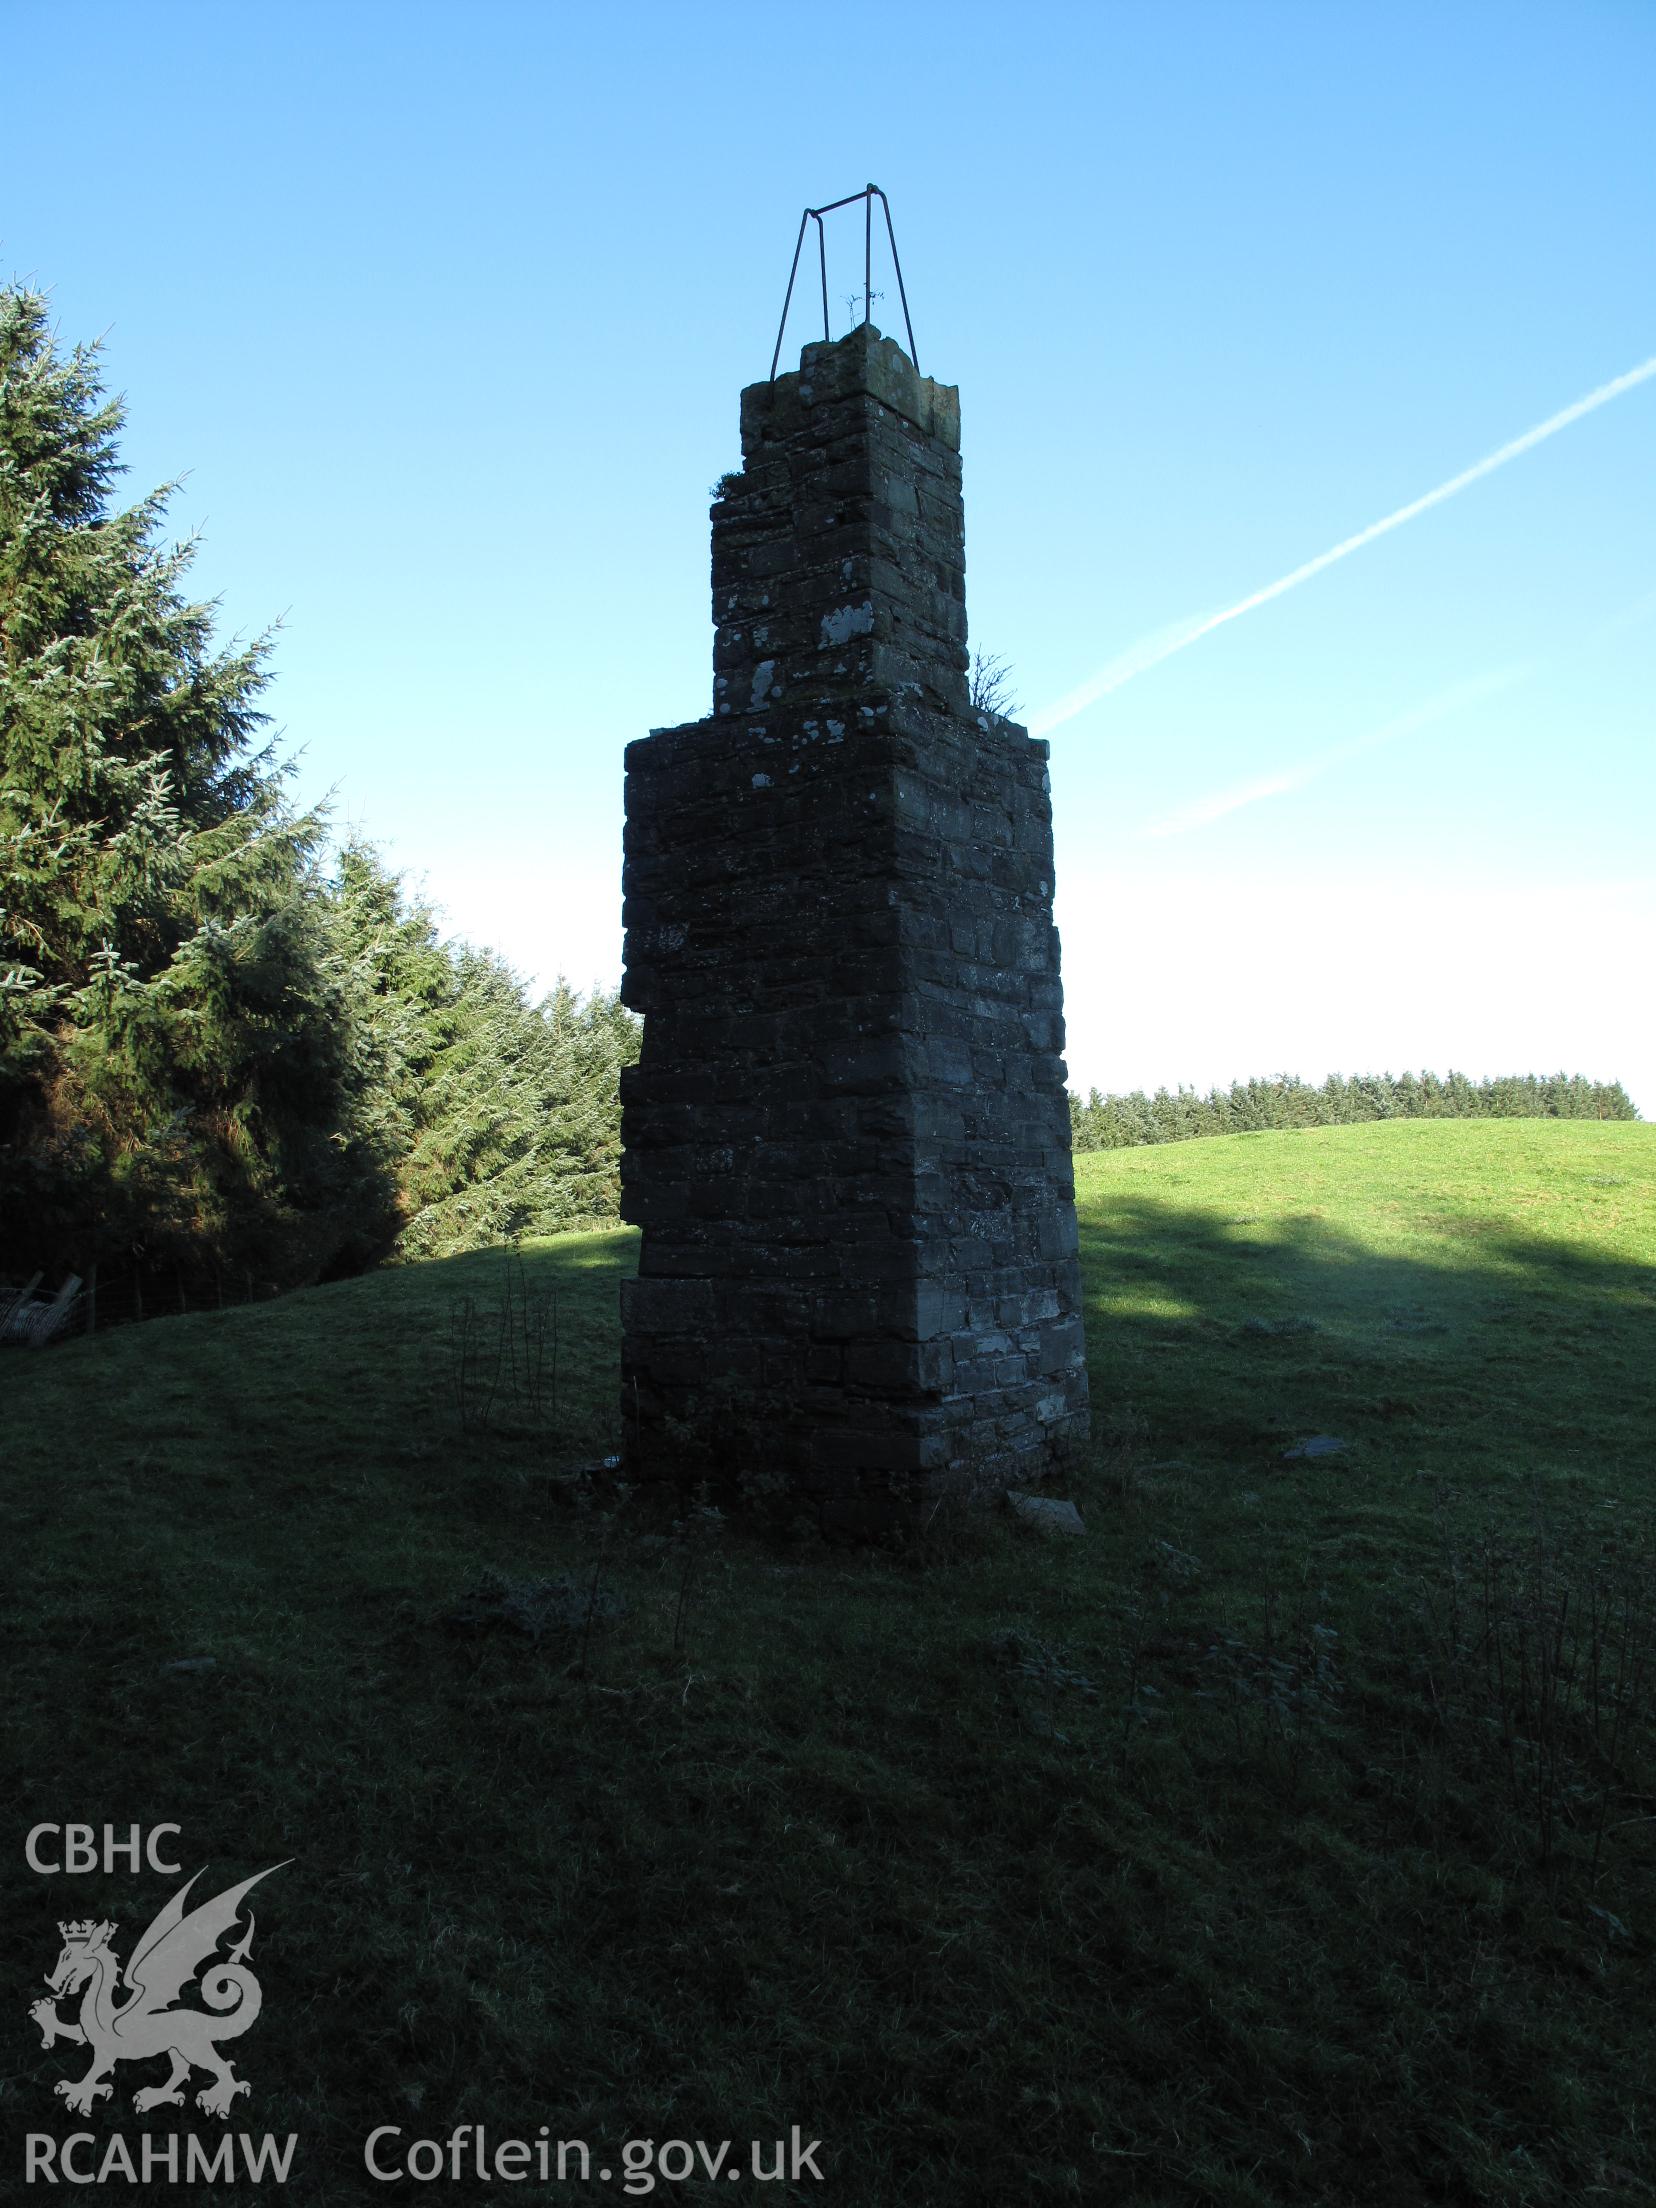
xmin=619 ymin=325 xmax=1088 ymax=1533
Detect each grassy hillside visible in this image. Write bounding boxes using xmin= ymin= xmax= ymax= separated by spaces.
xmin=4 ymin=1121 xmax=1654 ymax=2205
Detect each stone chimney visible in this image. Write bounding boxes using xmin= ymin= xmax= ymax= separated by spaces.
xmin=619 ymin=326 xmax=1088 ymax=1535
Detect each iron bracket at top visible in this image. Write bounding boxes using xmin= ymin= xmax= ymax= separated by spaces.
xmin=769 ymin=184 xmax=919 ymax=380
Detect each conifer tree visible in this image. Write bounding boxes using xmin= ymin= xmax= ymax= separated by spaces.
xmin=323 ymin=839 xmax=641 ymax=1260
xmin=0 ymin=284 xmax=396 ymax=1290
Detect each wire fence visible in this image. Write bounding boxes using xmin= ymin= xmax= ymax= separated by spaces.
xmin=0 ymin=1262 xmax=290 ymax=1351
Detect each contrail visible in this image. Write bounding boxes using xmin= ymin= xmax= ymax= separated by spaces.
xmin=1030 ymin=352 xmax=1656 ymax=737
xmin=1137 ymin=665 xmax=1528 ymax=839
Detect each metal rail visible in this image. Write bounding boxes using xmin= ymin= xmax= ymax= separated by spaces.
xmin=769 ymin=184 xmax=918 ymax=380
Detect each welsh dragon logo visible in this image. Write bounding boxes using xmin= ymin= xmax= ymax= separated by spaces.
xmin=29 ymin=1862 xmax=289 ymax=2119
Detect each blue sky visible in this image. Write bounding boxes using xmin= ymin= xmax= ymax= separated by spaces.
xmin=6 ymin=0 xmax=1652 ymax=1108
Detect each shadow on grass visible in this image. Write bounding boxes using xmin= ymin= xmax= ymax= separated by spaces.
xmin=5 ymin=1188 xmax=1656 ymax=2206
xmin=1077 ymin=1188 xmax=1654 ymax=1480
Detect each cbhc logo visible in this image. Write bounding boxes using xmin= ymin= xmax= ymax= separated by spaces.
xmin=25 ymin=1825 xmax=183 ymax=1875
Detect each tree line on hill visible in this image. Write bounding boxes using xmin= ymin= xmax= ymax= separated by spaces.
xmin=1069 ymin=1071 xmax=1636 ymax=1152
xmin=0 ymin=284 xmax=635 ymax=1308
xmin=1 ymin=283 xmax=1635 ymax=1314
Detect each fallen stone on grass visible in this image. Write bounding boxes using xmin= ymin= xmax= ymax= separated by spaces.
xmin=442 ymin=1570 xmax=626 ymax=1643
xmin=563 ymin=1454 xmax=625 ymax=1480
xmin=1006 ymin=1491 xmax=1086 ymax=1535
xmin=159 ymin=1656 xmax=216 ymax=1674
xmin=1280 ymin=1435 xmax=1349 ymax=1461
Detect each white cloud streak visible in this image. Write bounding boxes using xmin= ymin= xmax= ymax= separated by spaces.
xmin=1137 ymin=666 xmax=1529 ymax=838
xmin=1029 ymin=352 xmax=1656 ymax=738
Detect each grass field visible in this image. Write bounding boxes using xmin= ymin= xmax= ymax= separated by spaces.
xmin=5 ymin=1119 xmax=1655 ymax=2205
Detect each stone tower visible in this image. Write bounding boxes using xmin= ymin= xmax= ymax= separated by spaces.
xmin=619 ymin=325 xmax=1088 ymax=1534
